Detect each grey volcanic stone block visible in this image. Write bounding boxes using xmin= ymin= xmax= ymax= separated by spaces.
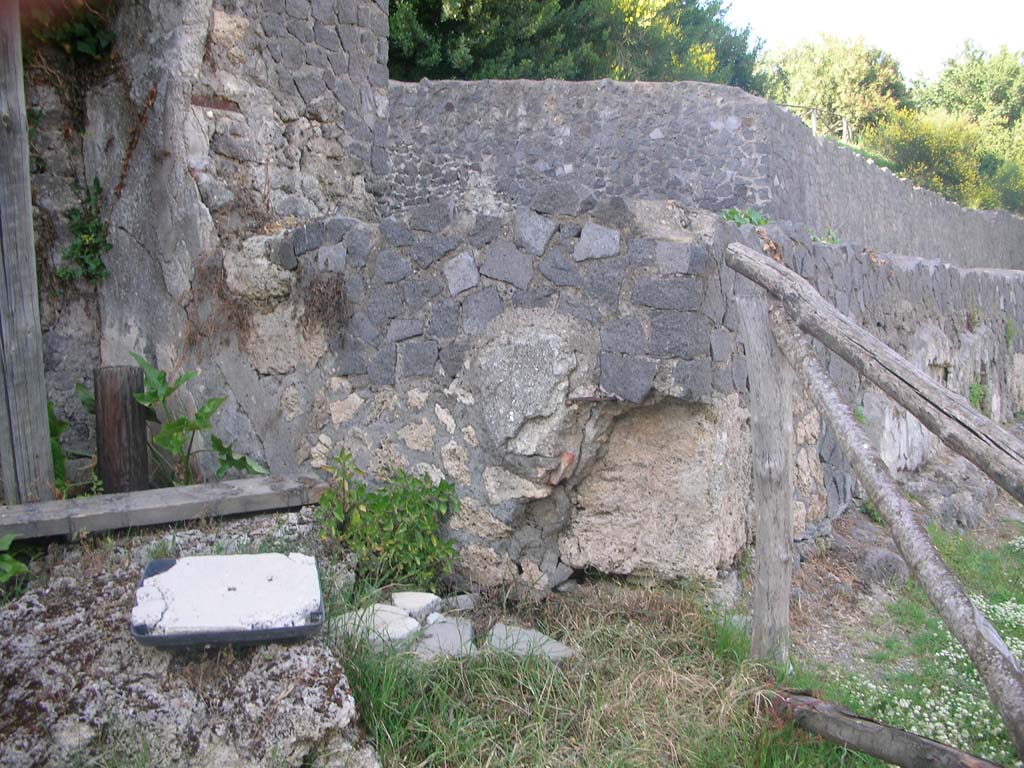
xmin=673 ymin=358 xmax=713 ymax=401
xmin=323 ymin=215 xmax=357 ymax=245
xmin=387 ymin=318 xmax=423 ymax=342
xmin=290 ymin=221 xmax=325 ymax=255
xmin=539 ymin=247 xmax=582 ymax=287
xmin=349 ymin=311 xmax=381 ymax=345
xmin=654 ymin=241 xmax=693 ymax=274
xmin=514 ymin=208 xmax=557 ymax=256
xmin=270 ymin=238 xmax=298 ymax=270
xmin=407 ymin=198 xmax=454 ymax=233
xmin=600 ymin=353 xmax=656 ymax=403
xmin=368 ymin=343 xmax=397 ymax=386
xmin=336 ymin=334 xmax=368 ymax=376
xmin=469 ymin=214 xmax=501 ymax=246
xmin=573 ymin=223 xmax=620 ymax=261
xmin=601 ymin=317 xmax=644 ymax=354
xmin=402 ymin=276 xmax=444 ymax=309
xmin=462 ymin=287 xmax=504 ymax=333
xmin=366 ymin=284 xmax=403 ymax=322
xmin=375 ymin=249 xmax=412 ymax=284
xmin=444 ymin=251 xmax=479 ymax=296
xmin=584 ymin=257 xmax=625 ymax=304
xmin=710 ymin=329 xmax=733 ymax=362
xmin=412 ymin=234 xmax=459 ymax=267
xmin=316 ymin=243 xmax=346 ymax=272
xmin=486 ymin=622 xmax=574 ymax=664
xmin=399 ymin=339 xmax=439 ymax=378
xmin=633 ymin=277 xmax=702 ymax=310
xmin=558 ymin=296 xmax=600 ymax=324
xmin=530 ymin=181 xmax=583 ymax=215
xmin=428 ymin=300 xmax=461 ymax=338
xmin=391 ymin=591 xmax=441 ymax=621
xmin=382 ymin=216 xmax=416 ymax=246
xmin=480 ymin=240 xmax=534 ymax=290
xmin=343 ymin=225 xmax=376 ymax=267
xmin=648 ymin=312 xmax=707 ymax=359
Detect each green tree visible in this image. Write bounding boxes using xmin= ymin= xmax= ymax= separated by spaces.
xmin=759 ymin=36 xmax=908 ymax=137
xmin=388 ymin=0 xmax=762 ymax=88
xmin=862 ymin=109 xmax=999 ymax=210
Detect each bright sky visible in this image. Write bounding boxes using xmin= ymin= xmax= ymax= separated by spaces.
xmin=724 ymin=0 xmax=1024 ymax=81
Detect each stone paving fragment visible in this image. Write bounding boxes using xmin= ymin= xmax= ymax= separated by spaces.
xmin=485 ymin=622 xmax=575 ymax=664
xmin=391 ymin=591 xmax=441 ymax=621
xmin=332 ymin=604 xmax=421 ymax=647
xmin=413 ymin=616 xmax=476 ymax=661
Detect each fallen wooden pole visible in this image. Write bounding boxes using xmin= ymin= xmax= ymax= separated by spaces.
xmin=0 ymin=474 xmax=326 ymax=539
xmin=769 ymin=307 xmax=1024 ymax=760
xmin=769 ymin=690 xmax=1003 ymax=767
xmin=725 ymin=241 xmax=1024 ymax=507
xmin=737 ymin=295 xmax=793 ymax=665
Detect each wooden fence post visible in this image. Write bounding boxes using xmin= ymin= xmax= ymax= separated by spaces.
xmin=0 ymin=5 xmax=54 ymax=504
xmin=737 ymin=294 xmax=794 ymax=666
xmin=95 ymin=366 xmax=149 ymax=494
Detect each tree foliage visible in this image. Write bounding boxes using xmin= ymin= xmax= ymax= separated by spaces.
xmin=759 ymin=36 xmax=907 ymax=136
xmin=388 ymin=0 xmax=763 ymax=90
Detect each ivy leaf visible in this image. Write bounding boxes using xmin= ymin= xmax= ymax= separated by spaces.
xmin=210 ymin=435 xmax=269 ymax=479
xmin=193 ymin=396 xmax=226 ymax=431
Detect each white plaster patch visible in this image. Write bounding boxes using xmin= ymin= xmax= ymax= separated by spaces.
xmin=131 ymin=553 xmax=321 ymax=636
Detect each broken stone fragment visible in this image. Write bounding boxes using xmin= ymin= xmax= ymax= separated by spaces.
xmin=331 ymin=604 xmax=421 ymax=647
xmin=390 ymin=591 xmax=441 ymax=622
xmin=572 ymin=223 xmax=620 ymax=261
xmin=485 ymin=623 xmax=574 ymax=664
xmin=413 ymin=616 xmax=475 ymax=661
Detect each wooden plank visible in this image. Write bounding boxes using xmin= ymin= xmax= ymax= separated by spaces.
xmin=770 ymin=307 xmax=1024 ymax=760
xmin=725 ymin=241 xmax=1024 ymax=507
xmin=736 ymin=294 xmax=793 ymax=666
xmin=769 ymin=691 xmax=1003 ymax=767
xmin=0 ymin=475 xmax=327 ymax=539
xmin=0 ymin=4 xmax=54 ymax=504
xmin=95 ymin=366 xmax=149 ymax=493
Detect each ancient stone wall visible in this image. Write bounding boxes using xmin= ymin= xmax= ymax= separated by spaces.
xmin=22 ymin=1 xmax=1024 ymax=593
xmin=383 ymin=79 xmax=1024 ymax=269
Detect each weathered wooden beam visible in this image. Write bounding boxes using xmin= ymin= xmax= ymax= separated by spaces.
xmin=725 ymin=241 xmax=1024 ymax=507
xmin=0 ymin=475 xmax=326 ymax=539
xmin=736 ymin=294 xmax=793 ymax=666
xmin=770 ymin=307 xmax=1024 ymax=760
xmin=95 ymin=366 xmax=149 ymax=494
xmin=0 ymin=3 xmax=54 ymax=504
xmin=769 ymin=691 xmax=1003 ymax=768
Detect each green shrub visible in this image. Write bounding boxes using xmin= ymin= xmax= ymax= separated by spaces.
xmin=320 ymin=451 xmax=457 ymax=590
xmin=1006 ymin=317 xmax=1018 ymax=349
xmin=721 ymin=207 xmax=769 ymax=226
xmin=860 ymin=499 xmax=883 ymax=525
xmin=0 ymin=534 xmax=28 ymax=585
xmin=56 ymin=178 xmax=112 ymax=284
xmin=27 ymin=5 xmax=115 ymax=61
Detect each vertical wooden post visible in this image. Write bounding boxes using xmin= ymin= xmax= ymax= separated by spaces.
xmin=95 ymin=366 xmax=149 ymax=493
xmin=0 ymin=5 xmax=54 ymax=504
xmin=737 ymin=294 xmax=794 ymax=666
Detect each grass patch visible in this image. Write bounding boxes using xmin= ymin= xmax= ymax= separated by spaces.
xmin=328 ymin=579 xmax=881 ymax=767
xmin=833 ymin=525 xmax=1024 ymax=765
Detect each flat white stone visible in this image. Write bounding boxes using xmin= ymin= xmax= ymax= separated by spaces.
xmin=413 ymin=616 xmax=476 ymax=661
xmin=131 ymin=553 xmax=321 ymax=636
xmin=391 ymin=591 xmax=441 ymax=621
xmin=333 ymin=603 xmax=422 ymax=646
xmin=486 ymin=622 xmax=575 ymax=664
